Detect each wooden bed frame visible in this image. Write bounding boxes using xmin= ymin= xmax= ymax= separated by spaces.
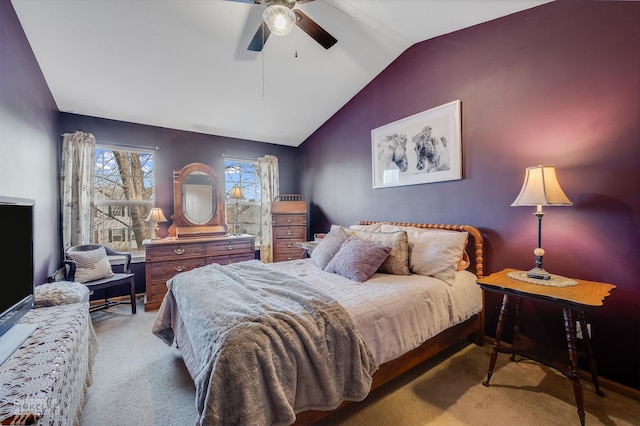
xmin=294 ymin=221 xmax=485 ymax=425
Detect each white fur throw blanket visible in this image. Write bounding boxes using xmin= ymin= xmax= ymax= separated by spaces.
xmin=152 ymin=260 xmax=377 ymax=426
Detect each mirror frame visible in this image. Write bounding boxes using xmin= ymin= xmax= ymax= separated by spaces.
xmin=169 ymin=163 xmax=226 ymax=238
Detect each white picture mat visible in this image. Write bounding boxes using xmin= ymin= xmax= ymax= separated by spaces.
xmin=371 ymin=100 xmax=462 ymax=188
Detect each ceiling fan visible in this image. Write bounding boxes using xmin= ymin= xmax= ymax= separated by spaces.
xmin=228 ymin=0 xmax=338 ymax=52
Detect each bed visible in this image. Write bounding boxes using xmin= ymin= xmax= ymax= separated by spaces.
xmin=152 ymin=221 xmax=485 ymax=425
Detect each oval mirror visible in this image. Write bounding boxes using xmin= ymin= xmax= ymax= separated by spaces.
xmin=169 ymin=163 xmax=226 ymax=237
xmin=182 ymin=171 xmax=216 ymax=225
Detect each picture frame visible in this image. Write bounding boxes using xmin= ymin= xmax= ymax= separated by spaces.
xmin=371 ymin=100 xmax=462 ymax=188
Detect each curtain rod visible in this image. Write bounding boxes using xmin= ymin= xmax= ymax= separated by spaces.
xmin=222 ymin=154 xmax=258 ymax=162
xmin=60 ymin=133 xmax=160 ymax=151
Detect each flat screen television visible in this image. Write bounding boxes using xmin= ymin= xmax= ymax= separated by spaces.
xmin=0 ymin=196 xmax=36 ymax=364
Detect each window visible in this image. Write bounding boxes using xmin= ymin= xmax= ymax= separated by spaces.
xmin=224 ymin=159 xmax=261 ymax=244
xmin=93 ymin=146 xmax=154 ymax=253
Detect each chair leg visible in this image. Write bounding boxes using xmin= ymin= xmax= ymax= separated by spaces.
xmin=129 ymin=277 xmax=137 ymax=314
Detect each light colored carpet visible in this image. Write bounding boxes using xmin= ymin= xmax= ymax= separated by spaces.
xmin=80 ymin=301 xmax=639 ymax=425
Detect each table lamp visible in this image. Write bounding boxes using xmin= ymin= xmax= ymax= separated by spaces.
xmin=512 ymin=165 xmax=572 ymax=280
xmin=229 ymin=185 xmax=245 ymax=235
xmin=145 ymin=207 xmax=167 ymax=240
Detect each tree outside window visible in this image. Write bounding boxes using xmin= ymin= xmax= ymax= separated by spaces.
xmin=224 ymin=159 xmax=261 ymax=244
xmin=94 ymin=147 xmax=154 ymax=253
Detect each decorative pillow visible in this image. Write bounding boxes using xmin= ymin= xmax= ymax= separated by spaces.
xmin=310 ymin=225 xmax=349 ymax=269
xmin=348 ymin=222 xmax=387 ymax=232
xmin=457 ymin=250 xmax=471 ymax=271
xmin=66 ymin=247 xmax=114 ymax=283
xmin=324 ymin=236 xmax=391 ymax=282
xmin=380 ymin=224 xmax=468 ymax=285
xmin=34 ymin=281 xmax=90 ymax=307
xmin=343 ymin=228 xmax=410 ymax=275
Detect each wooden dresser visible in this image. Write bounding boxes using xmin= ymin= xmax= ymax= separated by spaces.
xmin=143 ymin=234 xmax=255 ymax=311
xmin=271 ymin=194 xmax=307 ymax=262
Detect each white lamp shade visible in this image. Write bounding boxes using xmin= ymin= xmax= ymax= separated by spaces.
xmin=145 ymin=207 xmax=167 ymax=223
xmin=512 ymin=165 xmax=573 ymax=207
xmin=263 ymin=5 xmax=296 ymax=36
xmin=229 ymin=186 xmax=245 ymax=201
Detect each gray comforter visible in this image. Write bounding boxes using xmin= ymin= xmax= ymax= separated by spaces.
xmin=152 ymin=260 xmax=377 ymax=426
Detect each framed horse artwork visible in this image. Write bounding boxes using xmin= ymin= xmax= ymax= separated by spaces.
xmin=371 ymin=100 xmax=462 ymax=188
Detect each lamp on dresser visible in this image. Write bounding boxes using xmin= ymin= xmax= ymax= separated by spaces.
xmin=512 ymin=165 xmax=573 ymax=280
xmin=229 ymin=185 xmax=245 ymax=236
xmin=145 ymin=207 xmax=167 ymax=240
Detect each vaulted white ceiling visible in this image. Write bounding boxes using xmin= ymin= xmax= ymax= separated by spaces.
xmin=11 ymin=0 xmax=550 ymax=147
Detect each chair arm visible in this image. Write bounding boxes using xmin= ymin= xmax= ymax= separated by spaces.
xmin=103 ymin=247 xmax=133 ymax=273
xmin=63 ymin=259 xmax=77 ymax=281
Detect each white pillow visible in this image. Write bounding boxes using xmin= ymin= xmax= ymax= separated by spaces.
xmin=348 ymin=222 xmax=387 ymax=232
xmin=67 ymin=246 xmax=115 ymax=283
xmin=380 ymin=224 xmax=468 ymax=285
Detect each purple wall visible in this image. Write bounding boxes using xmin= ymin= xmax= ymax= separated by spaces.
xmin=300 ymin=2 xmax=640 ymax=389
xmin=1 ymin=2 xmax=60 ymax=284
xmin=59 ymin=114 xmax=300 ymax=240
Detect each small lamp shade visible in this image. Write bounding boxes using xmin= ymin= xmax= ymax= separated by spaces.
xmin=145 ymin=208 xmax=167 ymax=240
xmin=229 ymin=186 xmax=245 ymax=201
xmin=511 ymin=165 xmax=572 ymax=280
xmin=145 ymin=208 xmax=168 ymax=223
xmin=263 ymin=4 xmax=296 ymax=36
xmin=512 ymin=165 xmax=573 ymax=207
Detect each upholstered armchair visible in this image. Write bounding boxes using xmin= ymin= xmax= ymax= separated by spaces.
xmin=64 ymin=244 xmax=136 ymax=314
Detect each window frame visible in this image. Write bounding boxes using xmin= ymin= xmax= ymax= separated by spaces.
xmin=93 ymin=144 xmax=155 ymax=257
xmin=224 ymin=158 xmax=261 ymax=244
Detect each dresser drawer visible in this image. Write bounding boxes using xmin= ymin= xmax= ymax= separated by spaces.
xmin=146 ymin=243 xmax=206 ymax=261
xmin=274 ymin=240 xmax=300 ymax=251
xmin=273 ymin=226 xmax=306 ymax=239
xmin=207 ymin=252 xmax=255 ymax=266
xmin=207 ymin=240 xmax=254 ymax=257
xmin=150 ymin=257 xmax=206 ymax=280
xmin=273 ymin=248 xmax=304 ymax=262
xmin=273 ymin=214 xmax=306 ymax=226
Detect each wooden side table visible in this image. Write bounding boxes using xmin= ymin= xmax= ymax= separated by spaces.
xmin=477 ymin=268 xmax=615 ymax=426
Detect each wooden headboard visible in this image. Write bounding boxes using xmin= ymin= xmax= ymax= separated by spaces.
xmin=356 ymin=221 xmax=485 ymax=278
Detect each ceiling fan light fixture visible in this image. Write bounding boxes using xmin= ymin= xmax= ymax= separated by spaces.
xmin=263 ymin=4 xmax=296 ymax=36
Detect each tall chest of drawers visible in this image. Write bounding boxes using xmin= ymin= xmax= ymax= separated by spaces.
xmin=143 ymin=234 xmax=255 ymax=311
xmin=271 ymin=194 xmax=307 ymax=262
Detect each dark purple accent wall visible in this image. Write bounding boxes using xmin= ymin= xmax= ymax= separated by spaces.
xmin=299 ymin=2 xmax=640 ymax=389
xmin=59 ymin=114 xmax=300 ymax=241
xmin=1 ymin=2 xmax=60 ymax=284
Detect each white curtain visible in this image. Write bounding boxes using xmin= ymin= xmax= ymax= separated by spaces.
xmin=61 ymin=131 xmax=96 ymax=249
xmin=257 ymin=155 xmax=279 ymax=263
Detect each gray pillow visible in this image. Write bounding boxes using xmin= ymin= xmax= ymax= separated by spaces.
xmin=324 ymin=236 xmax=391 ymax=282
xmin=310 ymin=225 xmax=349 ymax=269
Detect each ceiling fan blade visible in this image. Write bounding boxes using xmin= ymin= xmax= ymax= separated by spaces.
xmin=293 ymin=9 xmax=337 ymax=50
xmin=248 ymin=21 xmax=271 ymax=51
xmin=295 ymin=0 xmax=315 ymax=4
xmin=225 ymin=0 xmax=257 ymax=3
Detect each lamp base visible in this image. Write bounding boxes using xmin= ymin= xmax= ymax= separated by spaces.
xmin=526 ymin=267 xmax=551 ymax=280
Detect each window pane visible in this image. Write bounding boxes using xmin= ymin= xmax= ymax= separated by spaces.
xmin=94 ymin=146 xmax=154 ymax=252
xmin=224 ymin=160 xmax=261 ymax=244
xmin=95 ymin=148 xmax=154 ymax=202
xmin=93 ymin=204 xmax=152 ymax=252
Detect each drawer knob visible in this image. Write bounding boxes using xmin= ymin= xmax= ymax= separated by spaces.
xmin=226 ymin=260 xmax=233 ymax=264
xmin=287 ymin=231 xmax=293 ymax=236
xmin=286 ymin=218 xmax=292 ymax=223
xmin=287 ymin=243 xmax=292 ymax=248
xmin=175 ymin=265 xmax=184 ymax=272
xmin=174 ymin=248 xmax=185 ymax=255
xmin=227 ymin=245 xmax=233 ymax=250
